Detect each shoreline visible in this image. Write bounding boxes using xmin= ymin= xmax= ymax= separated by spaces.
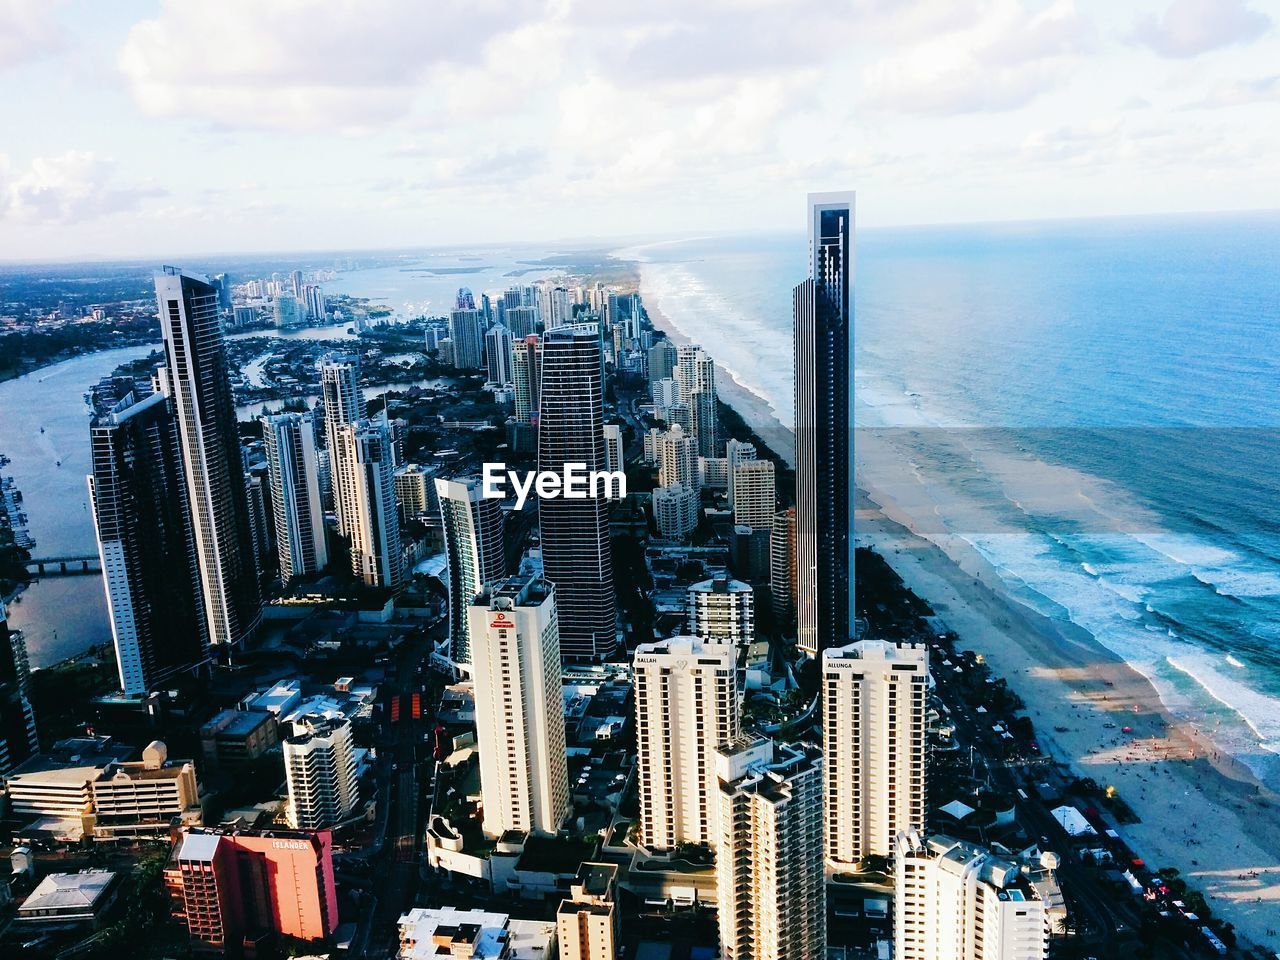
xmin=637 ymin=272 xmax=1280 ymax=951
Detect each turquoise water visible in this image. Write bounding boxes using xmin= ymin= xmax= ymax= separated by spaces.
xmin=622 ymin=212 xmax=1280 ymax=788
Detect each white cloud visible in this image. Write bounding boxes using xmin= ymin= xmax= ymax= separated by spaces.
xmin=861 ymin=0 xmax=1093 ymax=115
xmin=118 ymin=0 xmax=547 ymax=131
xmin=1130 ymin=0 xmax=1271 ymax=58
xmin=0 ymin=151 xmax=164 ymax=223
xmin=0 ymin=0 xmax=64 ymax=71
xmin=1185 ymin=73 xmax=1280 ymax=108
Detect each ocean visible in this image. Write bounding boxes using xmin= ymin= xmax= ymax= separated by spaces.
xmin=620 ymin=212 xmax=1280 ymax=790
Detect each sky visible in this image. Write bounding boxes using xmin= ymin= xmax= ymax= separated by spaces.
xmin=0 ymin=0 xmax=1277 ymax=260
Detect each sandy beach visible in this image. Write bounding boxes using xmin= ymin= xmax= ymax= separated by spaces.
xmin=860 ymin=485 xmax=1280 ymax=952
xmin=641 ymin=288 xmax=1280 ymax=953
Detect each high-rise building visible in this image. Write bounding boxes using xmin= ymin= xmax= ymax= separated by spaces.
xmin=506 ymin=305 xmax=539 ymax=339
xmin=675 ymin=344 xmax=718 ymax=457
xmin=449 ymin=307 xmax=484 ymax=370
xmin=435 ymin=477 xmax=506 ymax=665
xmin=715 ymin=737 xmax=825 ymax=960
xmin=557 ymin=862 xmax=619 ymax=960
xmin=687 ymin=577 xmax=755 ymax=647
xmin=303 ymin=283 xmax=327 ymax=321
xmin=537 ymin=325 xmax=617 ymax=662
xmin=824 ymin=640 xmax=929 ymax=865
xmin=769 ymin=508 xmax=797 ymax=626
xmin=732 ymin=459 xmax=776 ymax=531
xmin=648 ymin=339 xmax=677 ymax=385
xmin=651 ymin=377 xmax=679 ymax=414
xmin=273 ymin=294 xmax=305 ymax=328
xmin=485 ymin=324 xmax=514 ymax=385
xmin=155 ymin=268 xmax=261 ymax=648
xmin=698 ymin=456 xmax=729 ymax=491
xmin=794 ymin=191 xmax=855 ymax=657
xmin=88 ymin=383 xmax=208 ymax=695
xmin=261 ymin=413 xmax=328 ymax=585
xmin=455 ymin=286 xmax=476 ymax=310
xmin=651 ymin=483 xmax=698 ymax=540
xmin=512 ymin=334 xmax=541 ymax=425
xmin=244 ymin=470 xmax=272 ymax=576
xmin=211 ymin=272 xmax=232 ymax=312
xmin=467 ymin=572 xmax=569 ymax=837
xmin=656 ymin=424 xmax=697 ymax=490
xmin=283 ymin=714 xmax=359 ymax=829
xmin=334 ymin=420 xmax=403 ymax=589
xmin=0 ymin=603 xmax=38 ymax=776
xmin=394 ymin=463 xmax=438 ymax=521
xmin=167 ymin=827 xmax=339 ymax=949
xmin=725 ymin=439 xmax=757 ymax=500
xmin=289 ymin=269 xmax=304 ymax=299
xmin=320 ymin=353 xmax=364 ymax=539
xmin=602 ymin=423 xmax=624 ymax=477
xmin=894 ymin=831 xmax=1055 ymax=960
xmin=633 ymin=636 xmax=737 ymax=850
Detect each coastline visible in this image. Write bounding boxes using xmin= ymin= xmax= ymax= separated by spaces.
xmin=640 ymin=278 xmax=1280 ymax=952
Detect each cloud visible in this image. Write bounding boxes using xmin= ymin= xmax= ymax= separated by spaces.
xmin=1130 ymin=0 xmax=1271 ymax=58
xmin=0 ymin=151 xmax=165 ymax=223
xmin=1182 ymin=74 xmax=1280 ymax=109
xmin=0 ymin=0 xmax=64 ymax=71
xmin=861 ymin=0 xmax=1093 ymax=115
xmin=118 ymin=0 xmax=546 ymax=131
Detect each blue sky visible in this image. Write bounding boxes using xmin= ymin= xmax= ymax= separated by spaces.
xmin=1 ymin=0 xmax=1277 ymax=260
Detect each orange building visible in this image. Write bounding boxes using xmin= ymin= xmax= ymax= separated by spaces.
xmin=167 ymin=827 xmax=338 ymax=955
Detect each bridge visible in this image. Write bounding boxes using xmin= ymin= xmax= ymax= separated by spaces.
xmin=24 ymin=553 xmax=101 ymax=576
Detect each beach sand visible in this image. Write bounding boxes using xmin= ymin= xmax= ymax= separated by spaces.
xmin=641 ymin=290 xmax=1280 ymax=953
xmin=860 ymin=487 xmax=1280 ymax=951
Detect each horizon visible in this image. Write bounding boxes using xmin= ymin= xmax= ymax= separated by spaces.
xmin=3 ymin=204 xmax=1278 ymax=267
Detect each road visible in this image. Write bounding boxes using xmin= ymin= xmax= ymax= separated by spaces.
xmin=351 ymin=619 xmax=442 ymax=958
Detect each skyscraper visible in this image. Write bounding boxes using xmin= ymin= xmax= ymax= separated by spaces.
xmin=824 ymin=640 xmax=929 ymax=865
xmin=687 ymin=577 xmax=755 ymax=647
xmin=656 ymin=424 xmax=697 ymax=490
xmin=647 ymin=339 xmax=677 ymax=385
xmin=467 ymin=572 xmax=569 ymax=838
xmin=731 ymin=459 xmax=776 ymax=531
xmin=633 ymin=636 xmax=738 ymax=850
xmin=0 ymin=603 xmax=38 ymax=776
xmin=651 ymin=483 xmax=699 ymax=540
xmin=484 ymin=324 xmax=514 ymax=385
xmin=284 ymin=714 xmax=359 ymax=829
xmin=512 ymin=335 xmax=541 ymax=425
xmin=334 ymin=419 xmax=403 ymax=589
xmin=794 ymin=191 xmax=854 ymax=657
xmin=435 ymin=477 xmax=506 ymax=665
xmin=449 ymin=307 xmax=484 ymax=370
xmin=675 ymin=344 xmax=718 ymax=457
xmin=602 ymin=424 xmax=624 ymax=478
xmin=714 ymin=737 xmax=825 ymax=960
xmin=261 ymin=412 xmax=328 ymax=584
xmin=319 ymin=353 xmax=365 ymax=537
xmin=894 ymin=831 xmax=1055 ymax=960
xmin=725 ymin=439 xmax=757 ymax=500
xmin=155 ymin=268 xmax=261 ymax=648
xmin=88 ymin=382 xmax=208 ymax=694
xmin=537 ymin=325 xmax=617 ymax=661
xmin=506 ymin=305 xmax=539 ymax=340
xmin=557 ymin=863 xmax=619 ymax=960
xmin=769 ymin=508 xmax=797 ymax=626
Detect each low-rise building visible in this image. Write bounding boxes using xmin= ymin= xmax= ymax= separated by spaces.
xmin=17 ymin=870 xmax=120 ymax=929
xmin=557 ymin=863 xmax=618 ymax=960
xmin=398 ymin=907 xmax=556 ymax=960
xmin=199 ymin=708 xmax=280 ymax=771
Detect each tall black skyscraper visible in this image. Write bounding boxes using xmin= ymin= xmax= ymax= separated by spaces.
xmin=156 ymin=268 xmax=261 ymax=649
xmin=0 ymin=602 xmax=38 ymax=776
xmin=537 ymin=324 xmax=617 ymax=661
xmin=794 ymin=192 xmax=854 ymax=656
xmin=89 ymin=379 xmax=209 ymax=694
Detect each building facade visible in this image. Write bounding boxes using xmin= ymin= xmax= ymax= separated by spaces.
xmin=714 ymin=738 xmax=825 ymax=960
xmin=155 ymin=268 xmax=261 ymax=648
xmin=283 ymin=714 xmax=359 ymax=830
xmin=731 ymin=459 xmax=776 ymax=531
xmin=87 ymin=382 xmax=208 ymax=695
xmin=261 ymin=412 xmax=328 ymax=584
xmin=334 ymin=419 xmax=403 ymax=589
xmin=687 ymin=578 xmax=755 ymax=647
xmin=793 ymin=192 xmax=854 ymax=657
xmin=537 ymin=325 xmax=617 ymax=661
xmin=466 ymin=573 xmax=569 ymax=838
xmin=633 ymin=637 xmax=737 ymax=850
xmin=823 ymin=640 xmax=929 ymax=864
xmin=319 ymin=353 xmax=365 ymax=537
xmin=557 ymin=862 xmax=619 ymax=960
xmin=435 ymin=476 xmax=506 ymax=666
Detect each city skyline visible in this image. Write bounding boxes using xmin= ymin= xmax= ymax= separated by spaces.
xmin=2 ymin=1 xmax=1279 ymax=260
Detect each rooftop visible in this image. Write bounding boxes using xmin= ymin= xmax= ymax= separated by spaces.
xmin=20 ymin=870 xmax=117 ymax=914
